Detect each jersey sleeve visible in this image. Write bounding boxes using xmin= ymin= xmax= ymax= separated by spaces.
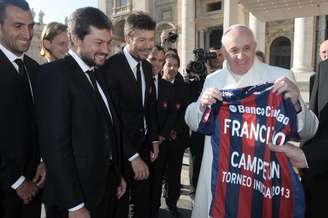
xmin=197 ymin=104 xmax=218 ymax=135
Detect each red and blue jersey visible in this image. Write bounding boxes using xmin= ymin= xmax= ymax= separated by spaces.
xmin=198 ymin=83 xmax=304 ymax=218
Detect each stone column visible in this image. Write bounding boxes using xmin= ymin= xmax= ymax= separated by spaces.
xmin=180 ymin=0 xmax=196 ymax=73
xmin=292 ymin=17 xmax=315 ymax=76
xmin=292 ymin=17 xmax=315 ymax=102
xmin=133 ymin=0 xmax=150 ymax=13
xmin=249 ymin=12 xmax=266 ymax=55
xmin=198 ymin=29 xmax=205 ymax=49
xmin=223 ymin=0 xmax=247 ymax=32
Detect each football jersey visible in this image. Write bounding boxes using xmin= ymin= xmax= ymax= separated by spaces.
xmin=198 ymin=83 xmax=304 ymax=218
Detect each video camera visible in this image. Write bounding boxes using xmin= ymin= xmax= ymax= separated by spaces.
xmin=186 ymin=48 xmax=217 ymax=79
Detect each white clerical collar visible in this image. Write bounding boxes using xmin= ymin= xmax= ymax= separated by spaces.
xmin=0 ymin=42 xmax=23 ymax=62
xmin=68 ymin=49 xmax=93 ymax=73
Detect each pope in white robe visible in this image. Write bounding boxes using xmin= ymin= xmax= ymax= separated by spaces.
xmin=185 ymin=25 xmax=318 ymax=218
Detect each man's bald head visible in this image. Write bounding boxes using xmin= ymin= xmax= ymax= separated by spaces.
xmin=221 ymin=24 xmax=257 ymax=75
xmin=221 ymin=24 xmax=256 ymax=48
xmin=319 ymin=40 xmax=328 ymax=61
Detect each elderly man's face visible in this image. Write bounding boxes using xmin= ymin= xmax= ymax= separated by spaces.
xmin=223 ymin=29 xmax=256 ymax=75
xmin=320 ymin=40 xmax=328 ymax=61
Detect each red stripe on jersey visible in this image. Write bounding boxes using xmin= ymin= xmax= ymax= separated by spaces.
xmin=236 ymin=94 xmax=257 ymax=218
xmin=212 ymin=104 xmax=230 ymax=217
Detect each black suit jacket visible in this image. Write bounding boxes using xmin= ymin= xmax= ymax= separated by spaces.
xmin=36 ymin=55 xmax=123 ymax=209
xmin=302 ymin=59 xmax=328 ymax=217
xmin=171 ymin=75 xmax=190 ymax=144
xmin=102 ymin=52 xmax=158 ymax=159
xmin=309 ymin=73 xmax=315 ymax=99
xmin=157 ymin=77 xmax=176 ymax=138
xmin=0 ymin=50 xmax=40 ymax=190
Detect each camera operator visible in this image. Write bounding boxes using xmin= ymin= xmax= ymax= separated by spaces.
xmin=186 ymin=47 xmax=224 ymax=199
xmin=207 ymin=47 xmax=225 ymax=74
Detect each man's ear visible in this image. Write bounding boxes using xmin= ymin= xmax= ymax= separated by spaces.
xmin=124 ymin=34 xmax=131 ymax=44
xmin=69 ymin=32 xmax=80 ymax=47
xmin=43 ymin=39 xmax=51 ymax=50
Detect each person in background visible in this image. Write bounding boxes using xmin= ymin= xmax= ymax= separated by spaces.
xmin=207 ymin=47 xmax=225 ymax=74
xmin=310 ymin=39 xmax=328 ymax=97
xmin=147 ymin=45 xmax=176 ymax=218
xmin=256 ymin=50 xmax=265 ymax=63
xmin=40 ymin=22 xmax=69 ymax=62
xmin=161 ymin=53 xmax=190 ymax=217
xmin=0 ymin=0 xmax=44 ymax=217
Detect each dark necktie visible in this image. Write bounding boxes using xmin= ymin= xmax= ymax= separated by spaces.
xmin=86 ymin=69 xmax=112 ymax=122
xmin=136 ymin=62 xmax=143 ymax=105
xmin=86 ymin=69 xmax=113 ymax=158
xmin=14 ymin=59 xmax=34 ymax=102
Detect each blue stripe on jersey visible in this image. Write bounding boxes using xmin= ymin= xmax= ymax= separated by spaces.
xmin=289 ymin=162 xmax=305 ymax=218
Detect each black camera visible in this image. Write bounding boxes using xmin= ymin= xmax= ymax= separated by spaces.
xmin=186 ymin=48 xmax=217 ymax=78
xmin=165 ymin=31 xmax=178 ymax=43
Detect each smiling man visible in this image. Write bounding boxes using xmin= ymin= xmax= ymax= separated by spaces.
xmin=36 ymin=7 xmax=126 ymax=218
xmin=102 ymin=11 xmax=159 ymax=218
xmin=185 ymin=24 xmax=318 ymax=218
xmin=0 ymin=1 xmax=44 ymax=217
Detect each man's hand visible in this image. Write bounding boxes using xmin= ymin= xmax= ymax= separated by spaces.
xmin=131 ymin=157 xmax=149 ymax=180
xmin=150 ymin=142 xmax=160 ymax=162
xmin=169 ymin=130 xmax=177 ymax=141
xmin=200 ymin=88 xmax=222 ymax=112
xmin=33 ymin=162 xmax=46 ymax=188
xmin=16 ymin=180 xmax=39 ymax=204
xmin=273 ymin=77 xmax=300 ymax=109
xmin=268 ymin=143 xmax=308 ymax=168
xmin=68 ymin=207 xmax=91 ymax=218
xmin=116 ymin=176 xmax=127 ymax=199
xmin=159 ymin=136 xmax=166 ymax=144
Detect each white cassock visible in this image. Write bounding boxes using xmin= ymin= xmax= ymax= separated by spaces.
xmin=185 ymin=58 xmax=318 ymax=218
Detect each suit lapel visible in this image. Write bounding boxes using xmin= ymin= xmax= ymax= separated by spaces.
xmin=65 ymin=55 xmax=98 ymax=106
xmin=0 ymin=49 xmax=19 ymax=79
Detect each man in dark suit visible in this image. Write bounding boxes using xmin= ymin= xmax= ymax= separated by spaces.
xmin=102 ymin=11 xmax=159 ymax=218
xmin=309 ymin=39 xmax=328 ymax=98
xmin=0 ymin=1 xmax=44 ymax=217
xmin=161 ymin=53 xmax=190 ymax=217
xmin=36 ymin=7 xmax=126 ymax=218
xmin=147 ymin=45 xmax=176 ymax=218
xmin=270 ymin=59 xmax=328 ymax=217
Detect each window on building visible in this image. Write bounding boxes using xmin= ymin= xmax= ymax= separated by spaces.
xmin=116 ymin=0 xmax=128 ymax=7
xmin=206 ymin=1 xmax=222 ymax=12
xmin=270 ymin=37 xmax=291 ymax=69
xmin=209 ymin=27 xmax=223 ymax=48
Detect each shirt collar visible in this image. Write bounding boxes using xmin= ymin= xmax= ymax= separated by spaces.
xmin=68 ymin=49 xmax=93 ymax=73
xmin=123 ymin=46 xmax=139 ymax=70
xmin=0 ymin=42 xmax=24 ymax=62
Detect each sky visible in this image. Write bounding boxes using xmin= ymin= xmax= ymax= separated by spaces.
xmin=27 ymin=0 xmax=97 ymax=24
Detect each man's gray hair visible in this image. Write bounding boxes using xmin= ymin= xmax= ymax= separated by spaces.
xmin=221 ymin=24 xmax=256 ymax=48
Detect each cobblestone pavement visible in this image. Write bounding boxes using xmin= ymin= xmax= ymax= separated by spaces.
xmin=159 ymin=150 xmax=193 ymax=218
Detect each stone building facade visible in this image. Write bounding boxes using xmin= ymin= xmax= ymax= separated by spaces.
xmin=25 ymin=1 xmax=328 ymax=101
xmin=97 ymin=0 xmax=328 ymax=102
